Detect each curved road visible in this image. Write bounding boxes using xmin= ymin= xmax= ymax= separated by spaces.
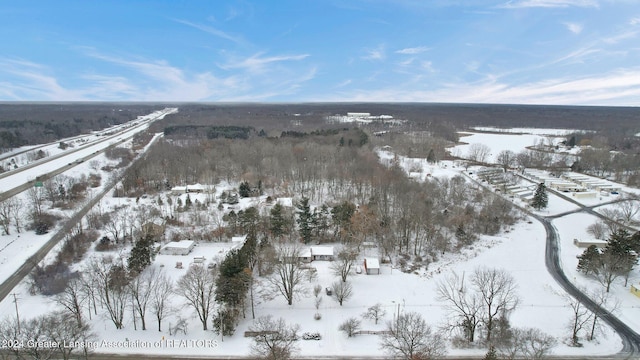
xmin=471 ymin=171 xmax=640 ymax=357
xmin=539 ymin=216 xmax=640 ymax=356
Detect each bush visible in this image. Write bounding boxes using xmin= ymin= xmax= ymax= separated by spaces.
xmin=95 ymin=236 xmax=114 ymax=252
xmin=29 ymin=263 xmax=77 ymax=295
xmin=30 ymin=213 xmax=59 ymax=235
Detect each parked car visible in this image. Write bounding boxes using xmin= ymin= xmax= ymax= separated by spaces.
xmin=325 ymin=287 xmax=332 ymax=296
xmin=355 ymin=265 xmax=362 ymax=274
xmin=302 ymin=332 xmax=322 ymax=340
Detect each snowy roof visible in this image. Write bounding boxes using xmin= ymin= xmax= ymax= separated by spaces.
xmin=311 ymin=246 xmax=334 ymax=256
xmin=299 ymin=248 xmax=312 ymax=258
xmin=365 ymin=257 xmax=380 ymax=269
xmin=162 ymin=240 xmax=194 ymax=249
xmin=231 ymin=235 xmax=248 ymax=243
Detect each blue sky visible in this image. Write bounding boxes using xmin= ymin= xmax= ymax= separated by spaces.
xmin=1 ymin=0 xmax=639 ymax=105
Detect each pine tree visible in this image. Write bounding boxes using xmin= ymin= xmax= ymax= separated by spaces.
xmin=577 ymin=245 xmax=600 ymax=275
xmin=531 ymin=183 xmax=548 ymax=210
xmin=483 ymin=346 xmax=498 ymax=360
xmin=296 ymin=197 xmax=313 ymax=244
xmin=128 ymin=234 xmax=154 ymax=275
xmin=239 ymin=181 xmax=251 ymax=198
xmin=270 ymin=203 xmax=289 ymax=239
xmin=427 ymin=149 xmax=436 ymax=163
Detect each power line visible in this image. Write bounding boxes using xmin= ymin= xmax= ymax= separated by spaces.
xmin=11 ymin=292 xmax=20 ymax=333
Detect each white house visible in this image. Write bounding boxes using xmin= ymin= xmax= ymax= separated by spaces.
xmin=310 ymin=246 xmax=334 ymax=261
xmin=159 ymin=240 xmax=195 ymax=256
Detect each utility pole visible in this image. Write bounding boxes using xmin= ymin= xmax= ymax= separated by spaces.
xmin=11 ymin=293 xmax=20 ymax=333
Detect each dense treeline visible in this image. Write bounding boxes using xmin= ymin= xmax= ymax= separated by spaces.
xmin=0 ymin=103 xmax=160 ymax=150
xmin=164 ymin=125 xmax=253 ymax=140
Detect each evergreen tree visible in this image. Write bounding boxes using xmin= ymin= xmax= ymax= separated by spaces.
xmin=239 ymin=181 xmax=251 ymax=198
xmin=577 ymin=245 xmax=600 ymax=275
xmin=238 ymin=207 xmax=260 ymax=237
xmin=483 ymin=346 xmax=498 ymax=360
xmin=296 ymin=197 xmax=313 ymax=244
xmin=531 ymin=183 xmax=548 ymax=210
xmin=427 ymin=149 xmax=436 ymax=163
xmin=270 ymin=203 xmax=290 ymax=238
xmin=184 ymin=194 xmax=192 ymax=209
xmin=331 ymin=201 xmax=356 ymax=240
xmin=128 ymin=234 xmax=154 ymax=275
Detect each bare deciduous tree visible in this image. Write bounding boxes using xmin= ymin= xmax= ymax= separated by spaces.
xmin=380 ymin=311 xmax=447 ymax=360
xmin=496 ymin=150 xmax=517 ymax=171
xmin=467 ymin=143 xmax=491 ymax=163
xmin=498 ymin=327 xmax=556 ymax=360
xmin=362 ymin=303 xmax=387 ymax=325
xmin=54 ymin=276 xmax=86 ymax=327
xmin=587 ymin=288 xmax=619 ymax=342
xmin=0 ymin=197 xmax=21 ymax=235
xmin=437 ymin=271 xmax=483 ymax=343
xmin=339 ymin=317 xmax=361 ymax=337
xmin=176 ymin=264 xmax=216 ymax=330
xmin=586 ymin=221 xmax=607 ymax=240
xmin=616 ymin=198 xmax=640 ymax=225
xmin=150 ymin=270 xmax=174 ymax=332
xmin=43 ymin=311 xmax=96 ymax=360
xmin=332 ymin=280 xmax=353 ymax=306
xmin=249 ymin=315 xmax=300 ymax=360
xmin=269 ymin=244 xmax=306 ymax=306
xmin=86 ymin=257 xmax=129 ymax=329
xmin=128 ymin=267 xmax=163 ymax=331
xmin=563 ymin=292 xmax=592 ymax=347
xmin=330 ymin=247 xmax=358 ymax=282
xmin=472 ymin=267 xmax=519 ymax=343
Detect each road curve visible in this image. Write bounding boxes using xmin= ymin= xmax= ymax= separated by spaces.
xmin=538 ymin=216 xmax=640 ymax=357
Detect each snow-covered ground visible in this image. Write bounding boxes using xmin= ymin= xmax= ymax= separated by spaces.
xmin=452 ymin=130 xmax=581 ymax=163
xmin=470 ymin=127 xmax=587 ymax=136
xmin=0 ymin=125 xmax=636 ymax=358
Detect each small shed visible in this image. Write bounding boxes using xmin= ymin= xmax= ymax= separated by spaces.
xmin=159 ymin=240 xmax=195 ymax=256
xmin=364 ymin=258 xmax=380 ymax=275
xmin=310 ymin=246 xmax=334 ymax=261
xmin=573 ymin=238 xmax=607 ymax=249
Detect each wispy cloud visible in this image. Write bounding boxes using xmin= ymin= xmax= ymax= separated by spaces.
xmin=563 ymin=22 xmax=584 ymax=34
xmin=333 ymin=67 xmax=640 ymax=106
xmin=396 ymin=46 xmax=430 ymax=55
xmin=500 ymin=0 xmax=599 ymax=8
xmin=336 ymin=79 xmax=352 ymax=88
xmin=220 ymin=53 xmax=310 ymax=73
xmin=631 ymin=17 xmax=640 ymax=25
xmin=602 ymin=30 xmax=639 ymax=44
xmin=362 ymin=45 xmax=386 ymax=61
xmin=173 ymin=19 xmax=245 ymax=45
xmin=0 ymin=58 xmax=81 ymax=100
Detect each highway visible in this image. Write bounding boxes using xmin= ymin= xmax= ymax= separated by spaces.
xmin=0 ymin=109 xmax=175 ymax=303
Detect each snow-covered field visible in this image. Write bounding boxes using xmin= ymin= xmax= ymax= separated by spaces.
xmin=451 ymin=129 xmax=582 ymax=163
xmin=471 ymin=127 xmax=586 ymax=136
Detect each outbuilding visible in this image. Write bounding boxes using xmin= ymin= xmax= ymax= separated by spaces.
xmin=364 ymin=257 xmax=380 ymax=275
xmin=159 ymin=240 xmax=195 ymax=256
